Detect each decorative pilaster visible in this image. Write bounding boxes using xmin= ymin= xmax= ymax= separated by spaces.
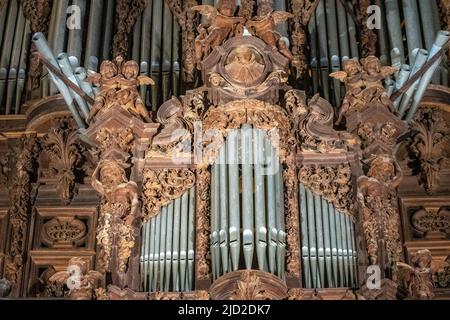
xmin=4 ymin=134 xmax=38 ymax=296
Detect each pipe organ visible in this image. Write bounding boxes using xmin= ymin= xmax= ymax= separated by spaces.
xmin=210 ymin=126 xmax=285 ymax=279
xmin=0 ymin=0 xmax=450 ymax=302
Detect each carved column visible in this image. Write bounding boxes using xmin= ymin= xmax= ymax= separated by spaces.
xmin=288 ymin=0 xmax=320 ymax=80
xmin=166 ymin=0 xmax=199 ymax=84
xmin=112 ymin=0 xmax=148 ymax=59
xmin=4 ymin=134 xmax=38 ymax=297
xmin=20 ymin=0 xmax=53 ymax=97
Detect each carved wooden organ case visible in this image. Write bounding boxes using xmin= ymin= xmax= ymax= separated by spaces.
xmin=0 ymin=0 xmax=450 ymax=301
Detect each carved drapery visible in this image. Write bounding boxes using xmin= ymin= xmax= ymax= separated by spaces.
xmin=142 ymin=168 xmax=196 ymax=222
xmin=298 ymin=164 xmax=355 ymax=216
xmin=288 ymin=0 xmax=320 ymax=79
xmin=195 ymin=167 xmax=211 ymax=281
xmin=4 ymin=134 xmax=38 ymax=286
xmin=409 ymin=107 xmax=450 ymax=195
xmin=351 ymin=0 xmax=377 ymax=58
xmin=42 ymin=119 xmax=82 ymax=204
xmin=166 ymin=0 xmax=199 ymax=83
xmin=20 ymin=0 xmax=53 ymax=91
xmin=112 ymin=0 xmax=148 ymax=59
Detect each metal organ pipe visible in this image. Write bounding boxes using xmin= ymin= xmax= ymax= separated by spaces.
xmin=67 ymin=0 xmax=86 ymax=62
xmin=385 ymin=0 xmax=404 ymax=65
xmin=300 ymin=183 xmax=357 ymax=288
xmin=228 ymin=130 xmax=240 ymax=271
xmin=84 ymin=0 xmax=104 ymax=73
xmin=401 ymin=0 xmax=423 ymax=60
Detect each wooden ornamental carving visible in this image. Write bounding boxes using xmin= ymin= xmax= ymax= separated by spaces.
xmin=20 ymin=0 xmax=52 ymax=92
xmin=41 ymin=217 xmax=87 ymax=248
xmin=351 ymin=0 xmax=377 ymax=57
xmin=112 ymin=0 xmax=148 ymax=59
xmin=286 ymin=91 xmax=359 ymax=153
xmin=49 ymin=257 xmax=103 ymax=300
xmin=397 ymin=249 xmax=434 ymax=300
xmin=299 ymin=164 xmax=355 ymax=216
xmin=196 ymin=168 xmax=211 ymax=283
xmin=288 ymin=0 xmax=320 ymax=78
xmin=4 ymin=135 xmax=38 ymax=287
xmin=42 ymin=118 xmax=82 ymax=204
xmin=86 ymin=56 xmax=155 ymax=123
xmin=409 ymin=107 xmax=450 ymax=195
xmin=357 ymin=155 xmax=403 ymax=273
xmin=142 ymin=168 xmax=195 ymax=221
xmin=330 ymin=57 xmax=396 ymax=125
xmin=411 ymin=207 xmax=450 ymax=240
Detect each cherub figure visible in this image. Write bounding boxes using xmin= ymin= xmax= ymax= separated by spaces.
xmin=193 ymin=0 xmax=244 ymax=51
xmin=330 ymin=59 xmax=365 ymax=124
xmin=85 ymin=57 xmax=154 ymax=123
xmin=246 ymin=5 xmax=293 ymax=55
xmin=49 ymin=257 xmax=103 ymax=300
xmin=397 ymin=249 xmax=434 ymax=300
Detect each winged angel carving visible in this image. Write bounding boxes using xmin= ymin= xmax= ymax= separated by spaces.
xmin=331 ymin=56 xmax=396 ymax=124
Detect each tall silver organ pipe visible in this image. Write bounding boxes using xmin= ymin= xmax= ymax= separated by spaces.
xmin=300 ymin=183 xmax=357 ymax=288
xmin=140 ymin=187 xmax=196 ymax=293
xmin=211 ymin=127 xmax=285 ymax=279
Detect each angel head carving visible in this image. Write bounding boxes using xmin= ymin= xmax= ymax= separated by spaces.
xmin=361 ymin=56 xmax=396 ymax=78
xmin=99 ymin=60 xmax=119 ymax=80
xmin=122 ymin=60 xmax=139 ymax=80
xmin=217 ymin=0 xmax=237 ymax=16
xmin=367 ymin=155 xmax=397 ymax=184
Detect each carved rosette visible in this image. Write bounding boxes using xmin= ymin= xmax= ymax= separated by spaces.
xmin=409 ymin=107 xmax=450 ymax=195
xmin=5 ymin=134 xmax=38 ymax=285
xmin=43 ymin=119 xmax=82 ymax=204
xmin=142 ymin=168 xmax=196 ymax=221
xmin=196 ymin=168 xmax=211 ymax=281
xmin=299 ymin=164 xmax=355 ymax=216
xmin=41 ymin=217 xmax=87 ymax=248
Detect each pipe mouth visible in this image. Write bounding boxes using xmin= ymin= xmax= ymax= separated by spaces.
xmin=401 ymin=64 xmax=411 ymax=72
xmin=435 ymin=30 xmax=450 ymax=46
xmin=74 ymin=67 xmax=86 ymax=77
xmin=416 ymin=49 xmax=429 ymax=56
xmin=32 ymin=32 xmax=44 ymax=42
xmin=57 ymin=52 xmax=68 ymax=61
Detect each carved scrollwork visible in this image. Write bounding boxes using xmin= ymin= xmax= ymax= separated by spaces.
xmin=96 ymin=127 xmax=134 ymax=156
xmin=299 ymin=164 xmax=355 ymax=216
xmin=230 ymin=271 xmax=266 ymax=300
xmin=142 ymin=169 xmax=196 ymax=221
xmin=43 ymin=119 xmax=82 ymax=204
xmin=287 ymin=91 xmax=359 ymax=153
xmin=41 ymin=217 xmax=87 ymax=248
xmin=409 ymin=107 xmax=450 ymax=195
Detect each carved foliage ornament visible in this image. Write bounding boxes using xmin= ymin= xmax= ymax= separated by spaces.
xmin=411 ymin=207 xmax=450 ymax=240
xmin=288 ymin=0 xmax=320 ymax=78
xmin=409 ymin=107 xmax=450 ymax=195
xmin=43 ymin=119 xmax=82 ymax=204
xmin=196 ymin=168 xmax=211 ymax=280
xmin=142 ymin=169 xmax=196 ymax=222
xmin=96 ymin=127 xmax=134 ymax=156
xmin=230 ymin=271 xmax=266 ymax=300
xmin=299 ymin=164 xmax=355 ymax=216
xmin=5 ymin=134 xmax=38 ymax=284
xmin=351 ymin=0 xmax=377 ymax=57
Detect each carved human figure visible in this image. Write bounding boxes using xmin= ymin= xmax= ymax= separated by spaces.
xmin=195 ymin=24 xmax=210 ymax=69
xmin=86 ymin=57 xmax=154 ymax=123
xmin=225 ymin=47 xmax=265 ymax=85
xmin=91 ymin=160 xmax=140 ymax=277
xmin=357 ymin=155 xmax=403 ymax=270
